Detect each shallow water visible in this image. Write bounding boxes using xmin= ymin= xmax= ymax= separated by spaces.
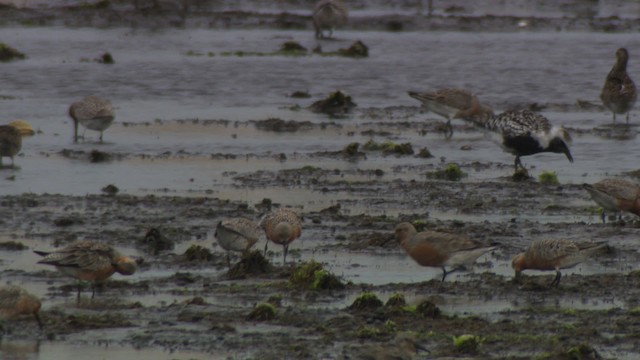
xmin=2 ymin=28 xmax=640 ymax=199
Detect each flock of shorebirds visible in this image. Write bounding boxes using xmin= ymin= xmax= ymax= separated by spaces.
xmin=1 ymin=0 xmax=640 ymax=337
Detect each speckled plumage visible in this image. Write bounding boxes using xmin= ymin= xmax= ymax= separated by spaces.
xmin=474 ymin=109 xmax=573 ymax=171
xmin=0 ymin=286 xmax=42 ymax=329
xmin=260 ymin=208 xmax=302 ymax=263
xmin=583 ymin=178 xmax=640 ymax=223
xmin=601 ymin=48 xmax=637 ymax=124
xmin=312 ymin=0 xmax=348 ymax=39
xmin=35 ymin=240 xmax=138 ymax=301
xmin=408 ymin=88 xmax=493 ymax=138
xmin=215 ymin=217 xmax=261 ymax=267
xmin=512 ymin=239 xmax=606 ymax=286
xmin=394 ymin=222 xmax=496 ymax=282
xmin=0 ymin=120 xmax=35 ymax=168
xmin=68 ymin=95 xmax=115 ymax=143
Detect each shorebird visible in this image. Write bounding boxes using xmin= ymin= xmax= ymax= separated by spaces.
xmin=0 ymin=286 xmax=42 ymax=329
xmin=34 ymin=240 xmax=138 ymax=302
xmin=601 ymin=48 xmax=637 ymax=124
xmin=312 ymin=0 xmax=348 ymax=39
xmin=0 ymin=120 xmax=35 ymax=168
xmin=512 ymin=239 xmax=607 ymax=286
xmin=472 ymin=109 xmax=573 ymax=172
xmin=394 ymin=222 xmax=496 ymax=282
xmin=68 ymin=95 xmax=115 ymax=143
xmin=583 ymin=178 xmax=640 ymax=223
xmin=260 ymin=208 xmax=302 ymax=263
xmin=408 ymin=88 xmax=494 ymax=138
xmin=215 ymin=217 xmax=261 ymax=268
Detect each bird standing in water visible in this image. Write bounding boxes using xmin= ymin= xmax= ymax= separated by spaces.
xmin=601 ymin=48 xmax=636 ymax=124
xmin=68 ymin=95 xmax=115 ymax=143
xmin=312 ymin=0 xmax=348 ymax=39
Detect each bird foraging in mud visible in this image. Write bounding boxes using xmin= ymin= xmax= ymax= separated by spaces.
xmin=0 ymin=120 xmax=35 ymax=168
xmin=312 ymin=0 xmax=348 ymax=39
xmin=0 ymin=285 xmax=43 ymax=329
xmin=68 ymin=95 xmax=114 ymax=143
xmin=34 ymin=240 xmax=139 ymax=302
xmin=215 ymin=217 xmax=261 ymax=268
xmin=512 ymin=239 xmax=607 ymax=287
xmin=394 ymin=222 xmax=496 ymax=282
xmin=470 ymin=109 xmax=573 ymax=173
xmin=408 ymin=88 xmax=494 ymax=138
xmin=583 ymin=178 xmax=640 ymax=223
xmin=601 ymin=48 xmax=637 ymax=124
xmin=260 ymin=208 xmax=302 ymax=264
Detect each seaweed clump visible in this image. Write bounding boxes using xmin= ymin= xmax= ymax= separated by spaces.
xmin=183 ymin=244 xmax=213 ymax=262
xmin=289 ymin=260 xmax=344 ymax=290
xmin=348 ymin=292 xmax=383 ymax=311
xmin=0 ymin=43 xmax=26 ymax=62
xmin=228 ymin=250 xmax=273 ymax=279
xmin=308 ymin=91 xmax=357 ymax=118
xmin=279 ymin=41 xmax=307 ymax=55
xmin=538 ymin=171 xmax=559 ymax=185
xmin=338 ymin=40 xmax=369 ymax=58
xmin=246 ymin=303 xmax=276 ymax=321
xmin=426 ymin=163 xmax=467 ymax=181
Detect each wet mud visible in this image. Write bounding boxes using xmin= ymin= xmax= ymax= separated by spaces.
xmin=2 ymin=0 xmax=640 ymax=359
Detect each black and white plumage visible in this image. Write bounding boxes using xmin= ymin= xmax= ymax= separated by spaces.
xmin=473 ymin=109 xmax=573 ymax=171
xmin=312 ymin=0 xmax=348 ymax=39
xmin=601 ymin=48 xmax=637 ymax=124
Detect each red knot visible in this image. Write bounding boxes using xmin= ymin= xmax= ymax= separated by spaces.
xmin=312 ymin=0 xmax=348 ymax=39
xmin=408 ymin=88 xmax=493 ymax=138
xmin=215 ymin=217 xmax=261 ymax=268
xmin=0 ymin=120 xmax=35 ymax=168
xmin=601 ymin=48 xmax=636 ymax=124
xmin=394 ymin=222 xmax=496 ymax=282
xmin=35 ymin=240 xmax=138 ymax=302
xmin=260 ymin=208 xmax=302 ymax=264
xmin=583 ymin=178 xmax=640 ymax=223
xmin=0 ymin=285 xmax=42 ymax=329
xmin=512 ymin=239 xmax=607 ymax=286
xmin=68 ymin=95 xmax=114 ymax=143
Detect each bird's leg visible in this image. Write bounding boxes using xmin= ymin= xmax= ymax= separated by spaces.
xmin=613 ymin=112 xmax=616 ymax=124
xmin=76 ymin=283 xmax=82 ymax=304
xmin=444 ymin=119 xmax=453 ymax=139
xmin=34 ymin=313 xmax=43 ymax=330
xmin=514 ymin=156 xmax=524 ymax=171
xmin=263 ymin=241 xmax=269 ymax=256
xmin=226 ymin=252 xmax=231 ymax=269
xmin=283 ymin=244 xmax=289 ymax=264
xmin=626 ymin=112 xmax=630 ymax=124
xmin=601 ymin=210 xmax=606 ymax=224
xmin=441 ymin=267 xmax=449 ymax=282
xmin=91 ymin=282 xmax=96 ymax=299
xmin=99 ymin=131 xmax=104 ymax=142
xmin=550 ymin=270 xmax=561 ymax=287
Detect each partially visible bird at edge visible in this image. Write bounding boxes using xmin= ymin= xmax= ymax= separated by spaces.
xmin=583 ymin=178 xmax=640 ymax=224
xmin=0 ymin=285 xmax=43 ymax=329
xmin=0 ymin=120 xmax=35 ymax=168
